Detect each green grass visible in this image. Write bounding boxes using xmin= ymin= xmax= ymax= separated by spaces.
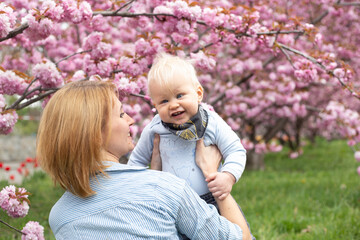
xmin=0 ymin=138 xmax=359 ymax=239
xmin=235 ymin=139 xmax=360 ymax=239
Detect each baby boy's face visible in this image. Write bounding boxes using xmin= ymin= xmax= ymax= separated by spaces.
xmin=150 ymin=75 xmax=203 ymax=125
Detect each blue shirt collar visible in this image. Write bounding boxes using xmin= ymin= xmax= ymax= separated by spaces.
xmin=103 ymin=161 xmax=148 ymax=172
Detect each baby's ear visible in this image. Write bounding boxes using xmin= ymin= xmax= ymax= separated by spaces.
xmin=197 ymin=85 xmax=204 ymax=103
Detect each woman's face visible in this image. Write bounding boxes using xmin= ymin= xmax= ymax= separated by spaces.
xmin=104 ymin=97 xmax=135 ymax=159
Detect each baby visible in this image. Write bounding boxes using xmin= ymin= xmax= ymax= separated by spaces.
xmin=128 ymin=52 xmax=247 ymax=203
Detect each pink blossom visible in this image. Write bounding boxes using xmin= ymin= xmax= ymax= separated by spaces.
xmin=255 ymin=142 xmax=267 ymax=154
xmin=315 ymin=33 xmax=323 ymax=47
xmin=289 ymin=152 xmax=299 ymax=159
xmin=153 ymin=5 xmax=174 ymax=16
xmin=156 ymin=18 xmax=178 ymax=35
xmin=71 ymin=70 xmax=86 ymax=82
xmin=41 ymin=0 xmax=64 ymax=21
xmin=41 ymin=94 xmax=53 ymax=109
xmin=358 ymin=166 xmax=360 ymax=176
xmin=225 ymin=86 xmax=241 ymax=98
xmin=23 ymin=14 xmax=55 ymax=41
xmin=0 ymin=3 xmax=16 ymax=38
xmin=190 ymin=51 xmax=216 ymax=72
xmin=0 ymin=70 xmax=28 ymax=95
xmin=62 ymin=0 xmax=92 ymax=24
xmin=333 ymin=68 xmax=345 ymax=78
xmin=202 ymin=8 xmax=225 ymax=28
xmin=83 ymin=55 xmax=113 ymax=77
xmin=355 ymin=151 xmax=360 ymax=162
xmin=33 ymin=61 xmax=64 ymax=88
xmin=3 ymin=0 xmax=30 ymax=9
xmin=201 ymin=102 xmax=215 ymax=112
xmin=2 ymin=55 xmax=29 ymax=72
xmin=88 ymin=15 xmax=109 ymax=32
xmin=0 ymin=185 xmax=29 ymax=218
xmin=172 ymin=0 xmax=202 ymax=21
xmin=0 ymin=94 xmax=5 ymax=110
xmin=172 ymin=32 xmax=198 ymax=46
xmin=176 ymin=19 xmax=192 ymax=35
xmin=294 ymin=60 xmax=319 ymax=83
xmin=347 ymin=139 xmax=356 ymax=146
xmin=241 ymin=139 xmax=254 ymax=150
xmin=198 ymin=74 xmax=212 ymax=85
xmin=268 ymin=142 xmax=282 ymax=152
xmin=83 ymin=32 xmax=103 ymax=51
xmin=119 ymin=57 xmax=148 ymax=77
xmin=244 ymin=58 xmax=263 ymax=71
xmin=227 ymin=117 xmax=240 ymax=131
xmin=135 ymin=38 xmax=154 ymax=56
xmin=124 ymin=103 xmax=143 ymax=123
xmin=113 ymin=76 xmax=141 ymax=100
xmin=21 ymin=221 xmax=45 ymax=240
xmin=91 ymin=42 xmax=112 ymax=60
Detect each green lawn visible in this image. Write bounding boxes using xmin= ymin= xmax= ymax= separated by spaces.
xmin=1 ymin=139 xmax=359 ymax=239
xmin=235 ymin=139 xmax=360 ymax=239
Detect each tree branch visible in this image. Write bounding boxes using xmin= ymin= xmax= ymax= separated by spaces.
xmin=210 ymin=55 xmax=277 ymax=105
xmin=55 ymin=50 xmax=91 ymax=66
xmin=264 ymin=118 xmax=288 ymax=142
xmin=257 ymin=30 xmax=305 ymax=35
xmin=312 ymin=11 xmax=329 ymax=25
xmin=7 ymin=78 xmax=39 ymax=110
xmin=337 ymin=2 xmax=360 ymax=6
xmin=0 ymin=219 xmax=24 ymax=235
xmin=115 ymin=0 xmax=136 ymax=14
xmin=276 ymin=42 xmax=359 ymax=100
xmin=0 ymin=23 xmax=29 ymax=42
xmin=14 ymin=89 xmax=57 ymax=110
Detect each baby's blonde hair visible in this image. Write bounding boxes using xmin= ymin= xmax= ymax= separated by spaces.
xmin=147 ymin=52 xmax=200 ymax=97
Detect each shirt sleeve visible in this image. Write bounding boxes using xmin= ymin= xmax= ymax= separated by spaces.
xmin=175 ymin=183 xmax=244 ymax=239
xmin=127 ymin=123 xmax=154 ymax=167
xmin=210 ymin=111 xmax=247 ymax=182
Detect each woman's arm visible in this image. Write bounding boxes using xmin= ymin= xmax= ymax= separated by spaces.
xmin=150 ymin=134 xmax=162 ymax=170
xmin=195 ymin=139 xmax=251 ymax=240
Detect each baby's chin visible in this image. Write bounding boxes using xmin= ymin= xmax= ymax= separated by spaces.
xmin=169 ymin=119 xmax=190 ymax=125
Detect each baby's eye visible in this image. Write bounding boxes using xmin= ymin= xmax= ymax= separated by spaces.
xmin=160 ymin=99 xmax=168 ymax=104
xmin=120 ymin=112 xmax=125 ymax=118
xmin=177 ymin=94 xmax=183 ymax=99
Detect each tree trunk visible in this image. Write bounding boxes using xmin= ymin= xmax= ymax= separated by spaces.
xmin=246 ymin=150 xmax=265 ymax=170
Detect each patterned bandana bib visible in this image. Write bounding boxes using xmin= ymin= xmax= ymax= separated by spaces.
xmin=162 ymin=105 xmax=209 ymax=141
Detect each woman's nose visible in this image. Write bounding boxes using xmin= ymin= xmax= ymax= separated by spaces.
xmin=126 ymin=114 xmax=135 ymax=125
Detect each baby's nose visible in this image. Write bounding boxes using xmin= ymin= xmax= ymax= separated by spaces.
xmin=169 ymin=101 xmax=180 ymax=109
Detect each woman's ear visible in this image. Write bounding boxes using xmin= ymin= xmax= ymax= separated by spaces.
xmin=197 ymin=85 xmax=204 ymax=103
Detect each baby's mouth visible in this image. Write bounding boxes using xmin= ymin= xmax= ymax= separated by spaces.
xmin=172 ymin=111 xmax=184 ymax=117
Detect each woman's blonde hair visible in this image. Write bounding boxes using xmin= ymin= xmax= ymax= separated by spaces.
xmin=147 ymin=52 xmax=200 ymax=97
xmin=36 ymin=80 xmax=116 ymax=198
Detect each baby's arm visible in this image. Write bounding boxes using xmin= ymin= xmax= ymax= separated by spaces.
xmin=206 ymin=111 xmax=247 ymax=199
xmin=128 ymin=124 xmax=154 ymax=167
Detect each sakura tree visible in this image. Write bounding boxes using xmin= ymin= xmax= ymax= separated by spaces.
xmin=1 ymin=0 xmax=359 ymax=170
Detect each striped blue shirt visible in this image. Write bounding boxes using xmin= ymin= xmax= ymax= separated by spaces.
xmin=49 ymin=162 xmax=243 ymax=239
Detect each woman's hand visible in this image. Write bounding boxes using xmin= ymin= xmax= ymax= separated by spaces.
xmin=195 ymin=139 xmax=222 ymax=178
xmin=150 ymin=134 xmax=162 ymax=170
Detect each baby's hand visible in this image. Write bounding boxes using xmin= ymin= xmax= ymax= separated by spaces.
xmin=206 ymin=172 xmax=236 ymax=200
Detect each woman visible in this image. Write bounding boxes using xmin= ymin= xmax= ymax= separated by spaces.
xmin=37 ymin=81 xmax=251 ymax=239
